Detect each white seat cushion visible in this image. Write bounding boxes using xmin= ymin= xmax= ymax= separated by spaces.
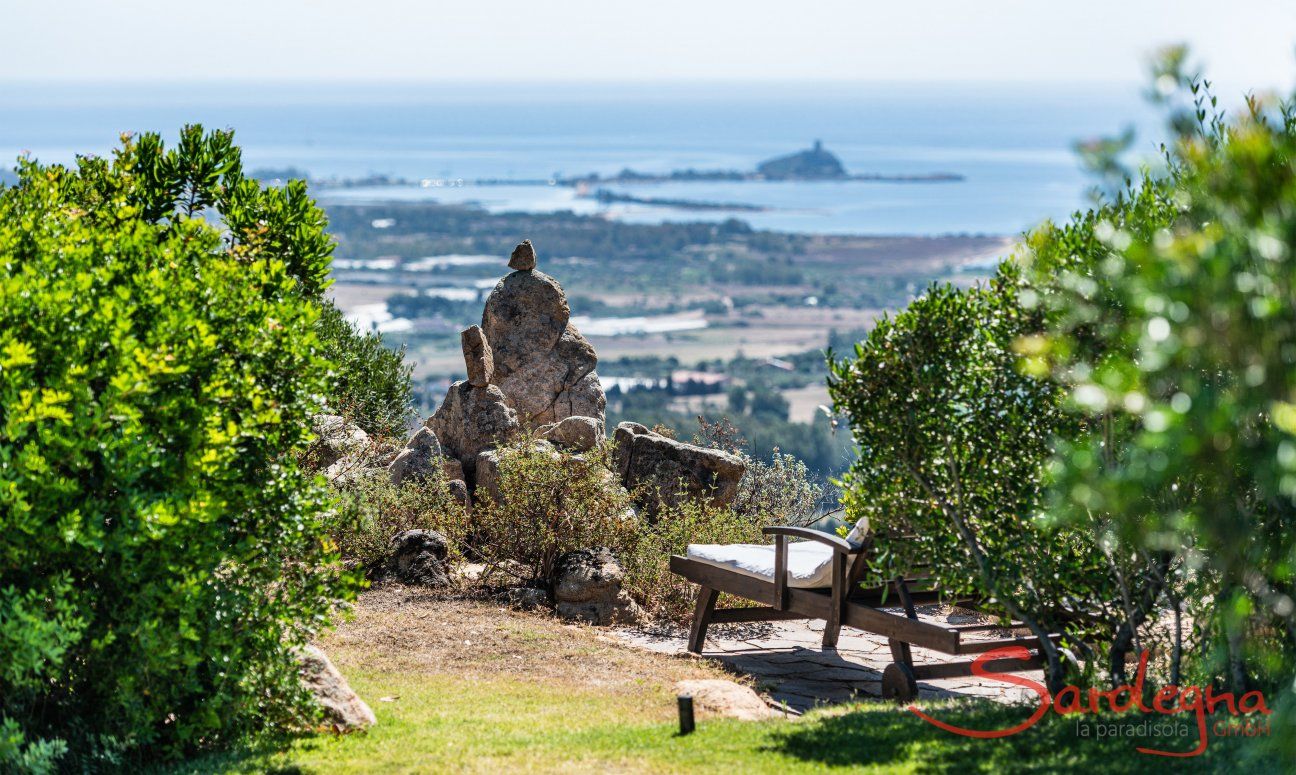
xmin=685 ymin=517 xmax=868 ymax=589
xmin=687 ymin=541 xmax=840 ymax=588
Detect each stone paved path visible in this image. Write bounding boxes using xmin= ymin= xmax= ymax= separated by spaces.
xmin=612 ymin=606 xmax=1037 ymax=714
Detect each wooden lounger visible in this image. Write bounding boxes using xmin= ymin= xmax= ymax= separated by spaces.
xmin=670 ymin=525 xmax=1060 ymax=701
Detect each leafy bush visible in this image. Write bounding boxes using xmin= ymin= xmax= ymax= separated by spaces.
xmin=316 ymin=301 xmax=414 ymax=441
xmin=0 ymin=127 xmax=356 ymax=762
xmin=472 ymin=439 xmax=640 ymax=583
xmin=829 ymin=270 xmax=1135 ymax=689
xmin=1038 ymin=67 xmax=1296 ymax=709
xmin=328 ymin=472 xmax=470 ymax=578
xmin=621 ymin=502 xmax=769 ymax=621
xmin=694 ymin=416 xmax=828 ymax=523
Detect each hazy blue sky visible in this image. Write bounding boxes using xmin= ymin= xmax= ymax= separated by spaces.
xmin=4 ymin=1 xmax=1294 ymax=93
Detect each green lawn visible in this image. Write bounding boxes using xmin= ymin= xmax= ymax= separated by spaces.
xmin=169 ymin=669 xmax=1278 ymax=774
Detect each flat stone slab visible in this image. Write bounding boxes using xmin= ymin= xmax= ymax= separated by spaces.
xmin=612 ymin=615 xmax=1038 ymax=711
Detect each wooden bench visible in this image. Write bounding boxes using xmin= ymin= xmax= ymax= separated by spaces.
xmin=670 ymin=525 xmax=1059 ymax=701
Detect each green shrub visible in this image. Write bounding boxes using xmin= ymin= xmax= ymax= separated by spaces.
xmin=329 ymin=472 xmax=470 ymax=578
xmin=827 ymin=267 xmax=1167 ymax=690
xmin=1038 ymin=66 xmax=1296 ymax=708
xmin=316 ymin=301 xmax=414 ymax=441
xmin=621 ymin=502 xmax=768 ymax=622
xmin=472 ymin=438 xmax=639 ymax=583
xmin=0 ymin=127 xmax=356 ymax=762
xmin=694 ymin=416 xmax=828 ymax=523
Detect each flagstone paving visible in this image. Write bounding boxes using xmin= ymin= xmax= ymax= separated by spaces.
xmin=611 ymin=607 xmax=1039 ymax=714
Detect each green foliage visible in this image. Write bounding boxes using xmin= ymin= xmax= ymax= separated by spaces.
xmin=0 ymin=716 xmax=68 ymax=775
xmin=472 ymin=439 xmax=640 ymax=582
xmin=316 ymin=301 xmax=414 ymax=440
xmin=621 ymin=501 xmax=769 ymax=622
xmin=694 ymin=416 xmax=829 ymax=522
xmin=1038 ymin=79 xmax=1296 ymax=698
xmin=0 ymin=127 xmax=357 ymax=763
xmin=827 ymin=270 xmax=1136 ymax=686
xmin=328 ymin=472 xmax=470 ymax=578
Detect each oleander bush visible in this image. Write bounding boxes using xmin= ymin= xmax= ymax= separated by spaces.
xmin=0 ymin=127 xmax=358 ymax=766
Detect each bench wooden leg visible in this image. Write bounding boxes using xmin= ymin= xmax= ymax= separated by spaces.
xmin=687 ymin=586 xmax=719 ymax=654
xmin=822 ymin=551 xmax=846 ymax=648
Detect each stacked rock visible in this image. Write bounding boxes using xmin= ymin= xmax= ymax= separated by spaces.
xmin=425 ymin=325 xmax=520 ymax=487
xmin=482 ymin=240 xmax=606 ymax=432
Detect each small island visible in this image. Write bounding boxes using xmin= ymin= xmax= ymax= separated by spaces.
xmin=756 ymin=140 xmax=847 ymax=179
xmin=553 ymin=141 xmax=962 ymax=186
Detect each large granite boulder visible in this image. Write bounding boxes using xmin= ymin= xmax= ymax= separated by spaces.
xmin=387 ymin=529 xmax=451 ymax=586
xmin=613 ymin=422 xmax=746 ymax=509
xmin=426 ymin=381 xmax=519 ymax=484
xmin=481 ymin=242 xmax=606 ymax=430
xmin=551 ymin=547 xmax=642 ymax=626
xmin=297 ymin=645 xmax=376 ymax=732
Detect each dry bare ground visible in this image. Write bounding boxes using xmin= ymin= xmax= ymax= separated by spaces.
xmin=319 ymin=585 xmax=747 ymax=719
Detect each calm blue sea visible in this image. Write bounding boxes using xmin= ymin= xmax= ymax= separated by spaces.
xmin=0 ymin=81 xmax=1159 ymax=235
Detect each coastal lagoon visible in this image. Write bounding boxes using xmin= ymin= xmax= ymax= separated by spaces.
xmin=0 ymin=80 xmax=1157 ymax=236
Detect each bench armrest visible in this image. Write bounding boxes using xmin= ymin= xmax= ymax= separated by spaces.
xmin=762 ymin=525 xmax=859 ymax=553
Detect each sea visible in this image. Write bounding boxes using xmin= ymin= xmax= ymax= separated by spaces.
xmin=0 ymin=80 xmax=1161 ymax=236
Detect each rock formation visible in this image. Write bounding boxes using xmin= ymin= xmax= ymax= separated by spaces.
xmin=612 ymin=422 xmax=746 ymax=509
xmin=508 ymin=238 xmax=537 ymax=271
xmin=425 ymin=327 xmax=520 ymax=484
xmin=461 ymin=324 xmax=494 ymax=387
xmin=551 ymin=547 xmax=642 ymax=625
xmin=481 ymin=240 xmax=605 ymax=430
xmin=297 ymin=645 xmax=376 ymax=731
xmin=312 ymin=414 xmax=370 ymax=468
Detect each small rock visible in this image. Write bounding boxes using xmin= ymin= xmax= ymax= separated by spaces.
xmin=297 ymin=645 xmax=376 ymax=731
xmin=473 ymin=449 xmax=503 ymax=506
xmin=447 ymin=478 xmax=470 ymax=507
xmin=312 ymin=414 xmax=370 ymax=468
xmin=674 ymin=679 xmax=778 ymax=721
xmin=388 ymin=529 xmax=451 ymax=586
xmin=538 ymin=415 xmax=603 ymax=452
xmin=551 ymin=547 xmax=643 ymax=626
xmin=461 ymin=325 xmax=494 ymax=387
xmin=502 ymin=586 xmax=550 ymax=610
xmin=442 ymin=457 xmax=465 ymax=482
xmin=508 ymin=239 xmax=537 ymax=271
xmin=387 ymin=427 xmax=441 ymax=486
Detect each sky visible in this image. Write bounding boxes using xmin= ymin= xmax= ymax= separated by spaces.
xmin=3 ymin=0 xmax=1295 ymax=93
